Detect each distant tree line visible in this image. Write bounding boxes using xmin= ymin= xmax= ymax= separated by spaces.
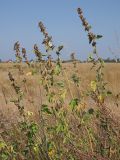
xmin=0 ymin=57 xmax=120 ymax=63
xmin=103 ymin=57 xmax=120 ymax=63
xmin=62 ymin=57 xmax=120 ymax=63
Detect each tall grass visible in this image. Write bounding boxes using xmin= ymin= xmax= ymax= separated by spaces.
xmin=0 ymin=7 xmax=120 ymax=160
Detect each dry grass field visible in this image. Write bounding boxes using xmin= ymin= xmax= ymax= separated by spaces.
xmin=0 ymin=62 xmax=120 ymax=121
xmin=0 ymin=62 xmax=120 ymax=160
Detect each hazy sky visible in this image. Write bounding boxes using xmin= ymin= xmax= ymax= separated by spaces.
xmin=0 ymin=0 xmax=120 ymax=60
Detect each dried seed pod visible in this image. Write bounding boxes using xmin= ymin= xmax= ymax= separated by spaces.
xmin=22 ymin=48 xmax=30 ymax=66
xmin=70 ymin=53 xmax=75 ymax=61
xmin=38 ymin=21 xmax=55 ymax=52
xmin=77 ymin=8 xmax=90 ymax=32
xmin=8 ymin=72 xmax=14 ymax=82
xmin=14 ymin=41 xmax=22 ymax=62
xmin=34 ymin=44 xmax=42 ymax=62
xmin=22 ymin=48 xmax=26 ymax=58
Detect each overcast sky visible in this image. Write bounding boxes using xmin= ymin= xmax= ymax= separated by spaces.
xmin=0 ymin=0 xmax=120 ymax=60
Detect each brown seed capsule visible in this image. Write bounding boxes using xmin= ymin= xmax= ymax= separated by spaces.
xmin=77 ymin=8 xmax=83 ymax=15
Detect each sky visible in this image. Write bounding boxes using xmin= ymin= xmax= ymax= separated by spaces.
xmin=0 ymin=0 xmax=120 ymax=60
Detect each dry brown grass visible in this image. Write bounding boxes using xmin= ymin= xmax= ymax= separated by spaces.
xmin=0 ymin=62 xmax=120 ymax=120
xmin=0 ymin=62 xmax=120 ymax=160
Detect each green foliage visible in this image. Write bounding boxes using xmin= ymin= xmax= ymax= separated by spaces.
xmin=54 ymin=63 xmax=61 ymax=75
xmin=41 ymin=104 xmax=52 ymax=114
xmin=1 ymin=7 xmax=120 ymax=160
xmin=69 ymin=98 xmax=79 ymax=111
xmin=96 ymin=35 xmax=103 ymax=39
xmin=71 ymin=74 xmax=80 ymax=86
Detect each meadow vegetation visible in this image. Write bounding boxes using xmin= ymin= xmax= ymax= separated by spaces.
xmin=0 ymin=8 xmax=120 ymax=160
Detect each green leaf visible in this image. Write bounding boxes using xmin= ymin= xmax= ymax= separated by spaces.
xmin=60 ymin=89 xmax=67 ymax=101
xmin=41 ymin=104 xmax=52 ymax=114
xmin=107 ymin=91 xmax=112 ymax=95
xmin=56 ymin=123 xmax=64 ymax=133
xmin=42 ymin=54 xmax=47 ymax=56
xmin=1 ymin=153 xmax=9 ymax=160
xmin=56 ymin=81 xmax=64 ymax=88
xmin=0 ymin=141 xmax=6 ymax=149
xmin=71 ymin=74 xmax=80 ymax=85
xmin=81 ymin=112 xmax=93 ymax=124
xmin=47 ymin=93 xmax=55 ymax=103
xmin=91 ymin=81 xmax=97 ymax=92
xmin=96 ymin=35 xmax=103 ymax=39
xmin=57 ymin=45 xmax=64 ymax=52
xmin=69 ymin=98 xmax=79 ymax=111
xmin=88 ymin=54 xmax=93 ymax=61
xmin=54 ymin=64 xmax=61 ymax=75
xmin=88 ymin=108 xmax=94 ymax=114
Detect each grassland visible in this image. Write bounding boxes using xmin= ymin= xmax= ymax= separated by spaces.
xmin=0 ymin=62 xmax=120 ymax=117
xmin=0 ymin=7 xmax=120 ymax=160
xmin=0 ymin=62 xmax=120 ymax=160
